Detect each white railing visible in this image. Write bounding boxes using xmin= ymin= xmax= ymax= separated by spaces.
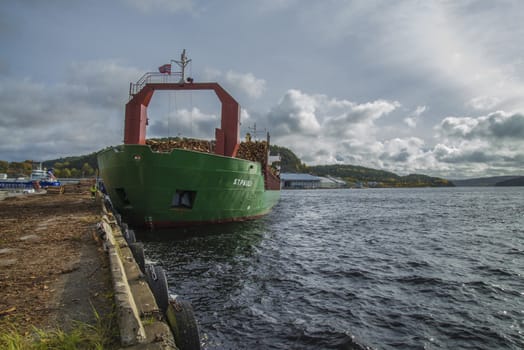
xmin=129 ymin=72 xmax=184 ymax=96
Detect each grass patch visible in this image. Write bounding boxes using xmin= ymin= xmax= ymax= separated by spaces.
xmin=0 ymin=307 xmax=119 ymax=350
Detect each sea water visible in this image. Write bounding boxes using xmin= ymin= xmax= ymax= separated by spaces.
xmin=138 ymin=187 xmax=524 ymax=349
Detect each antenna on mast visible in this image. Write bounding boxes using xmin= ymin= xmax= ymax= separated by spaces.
xmin=172 ymin=49 xmax=192 ymax=83
xmin=248 ymin=123 xmax=266 ymax=141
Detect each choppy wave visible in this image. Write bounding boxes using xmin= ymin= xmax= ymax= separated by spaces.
xmin=140 ymin=187 xmax=524 ymax=349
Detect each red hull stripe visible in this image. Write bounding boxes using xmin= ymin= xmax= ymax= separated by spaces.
xmin=139 ymin=213 xmax=269 ymax=229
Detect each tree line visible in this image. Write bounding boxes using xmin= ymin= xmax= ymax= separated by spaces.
xmin=0 ymin=152 xmax=98 ymax=178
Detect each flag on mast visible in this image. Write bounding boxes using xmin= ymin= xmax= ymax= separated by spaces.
xmin=158 ymin=64 xmax=171 ymax=74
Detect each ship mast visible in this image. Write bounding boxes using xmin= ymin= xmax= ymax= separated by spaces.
xmin=124 ymin=50 xmax=241 ymax=157
xmin=171 ymin=49 xmax=192 ymax=83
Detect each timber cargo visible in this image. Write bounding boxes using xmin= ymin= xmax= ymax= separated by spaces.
xmin=97 ymin=51 xmax=280 ymax=229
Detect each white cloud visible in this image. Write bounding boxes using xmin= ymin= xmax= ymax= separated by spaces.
xmin=203 ymin=68 xmax=266 ymax=99
xmin=380 ymin=137 xmax=425 ymax=162
xmin=149 ymin=107 xmax=218 ymax=139
xmin=403 ymin=118 xmax=416 ymax=128
xmin=427 ymin=110 xmax=524 ymax=176
xmin=268 ymin=89 xmax=399 ymax=139
xmin=404 ymin=105 xmax=427 ymax=128
xmin=0 ymin=61 xmax=142 ymax=161
xmin=467 ymin=96 xmax=501 ymax=111
xmin=267 ymin=89 xmax=321 ymax=136
xmin=437 ymin=111 xmax=524 ymax=140
xmin=262 ymin=88 xmax=524 ymax=177
xmin=224 ymin=71 xmax=266 ymax=99
xmin=265 ymin=89 xmax=402 ymax=167
xmin=66 ymin=60 xmax=141 ymax=108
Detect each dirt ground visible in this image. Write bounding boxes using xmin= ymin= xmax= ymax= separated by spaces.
xmin=0 ymin=191 xmax=114 ymax=335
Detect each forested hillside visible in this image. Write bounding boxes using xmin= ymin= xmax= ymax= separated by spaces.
xmin=307 ymin=164 xmax=453 ymax=187
xmin=269 ymin=147 xmax=453 ymax=187
xmin=269 ymin=145 xmax=307 ymax=173
xmin=451 ymin=176 xmax=522 ymax=186
xmin=495 ymin=176 xmax=524 ymax=186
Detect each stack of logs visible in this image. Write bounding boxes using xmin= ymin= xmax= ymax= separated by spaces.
xmin=238 ymin=141 xmax=280 ymax=178
xmin=45 ymin=186 xmax=64 ymax=195
xmin=146 ymin=138 xmax=215 ymax=153
xmin=45 ymin=180 xmax=93 ymax=195
xmin=236 ymin=141 xmax=268 ymax=164
xmin=63 ymin=180 xmax=93 ymax=194
xmin=145 ymin=138 xmax=270 ymax=166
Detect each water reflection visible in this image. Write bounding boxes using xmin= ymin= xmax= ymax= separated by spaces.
xmin=135 ymin=220 xmax=269 ymax=314
xmin=136 ymin=220 xmax=267 ymax=259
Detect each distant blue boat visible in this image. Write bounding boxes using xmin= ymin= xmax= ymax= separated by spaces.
xmin=0 ymin=166 xmax=61 ymax=190
xmin=29 ymin=166 xmax=61 ymax=188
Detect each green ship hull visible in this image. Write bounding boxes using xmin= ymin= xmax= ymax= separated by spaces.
xmin=97 ymin=145 xmax=280 ymax=228
xmin=99 ymin=52 xmax=281 ymax=228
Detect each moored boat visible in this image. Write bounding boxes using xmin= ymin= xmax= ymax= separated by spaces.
xmin=0 ymin=164 xmax=60 ymax=190
xmin=97 ymin=51 xmax=280 ymax=228
xmin=30 ymin=164 xmax=61 ymax=187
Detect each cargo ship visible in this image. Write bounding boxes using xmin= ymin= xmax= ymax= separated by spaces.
xmin=97 ymin=51 xmax=280 ymax=228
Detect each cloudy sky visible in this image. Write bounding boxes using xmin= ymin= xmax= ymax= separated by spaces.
xmin=1 ymin=0 xmax=524 ymax=178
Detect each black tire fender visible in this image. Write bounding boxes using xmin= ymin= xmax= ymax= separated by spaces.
xmin=145 ymin=264 xmax=169 ymax=313
xmin=166 ymin=299 xmax=201 ymax=350
xmin=125 ymin=229 xmax=136 ymax=244
xmin=129 ymin=242 xmax=145 ymax=273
